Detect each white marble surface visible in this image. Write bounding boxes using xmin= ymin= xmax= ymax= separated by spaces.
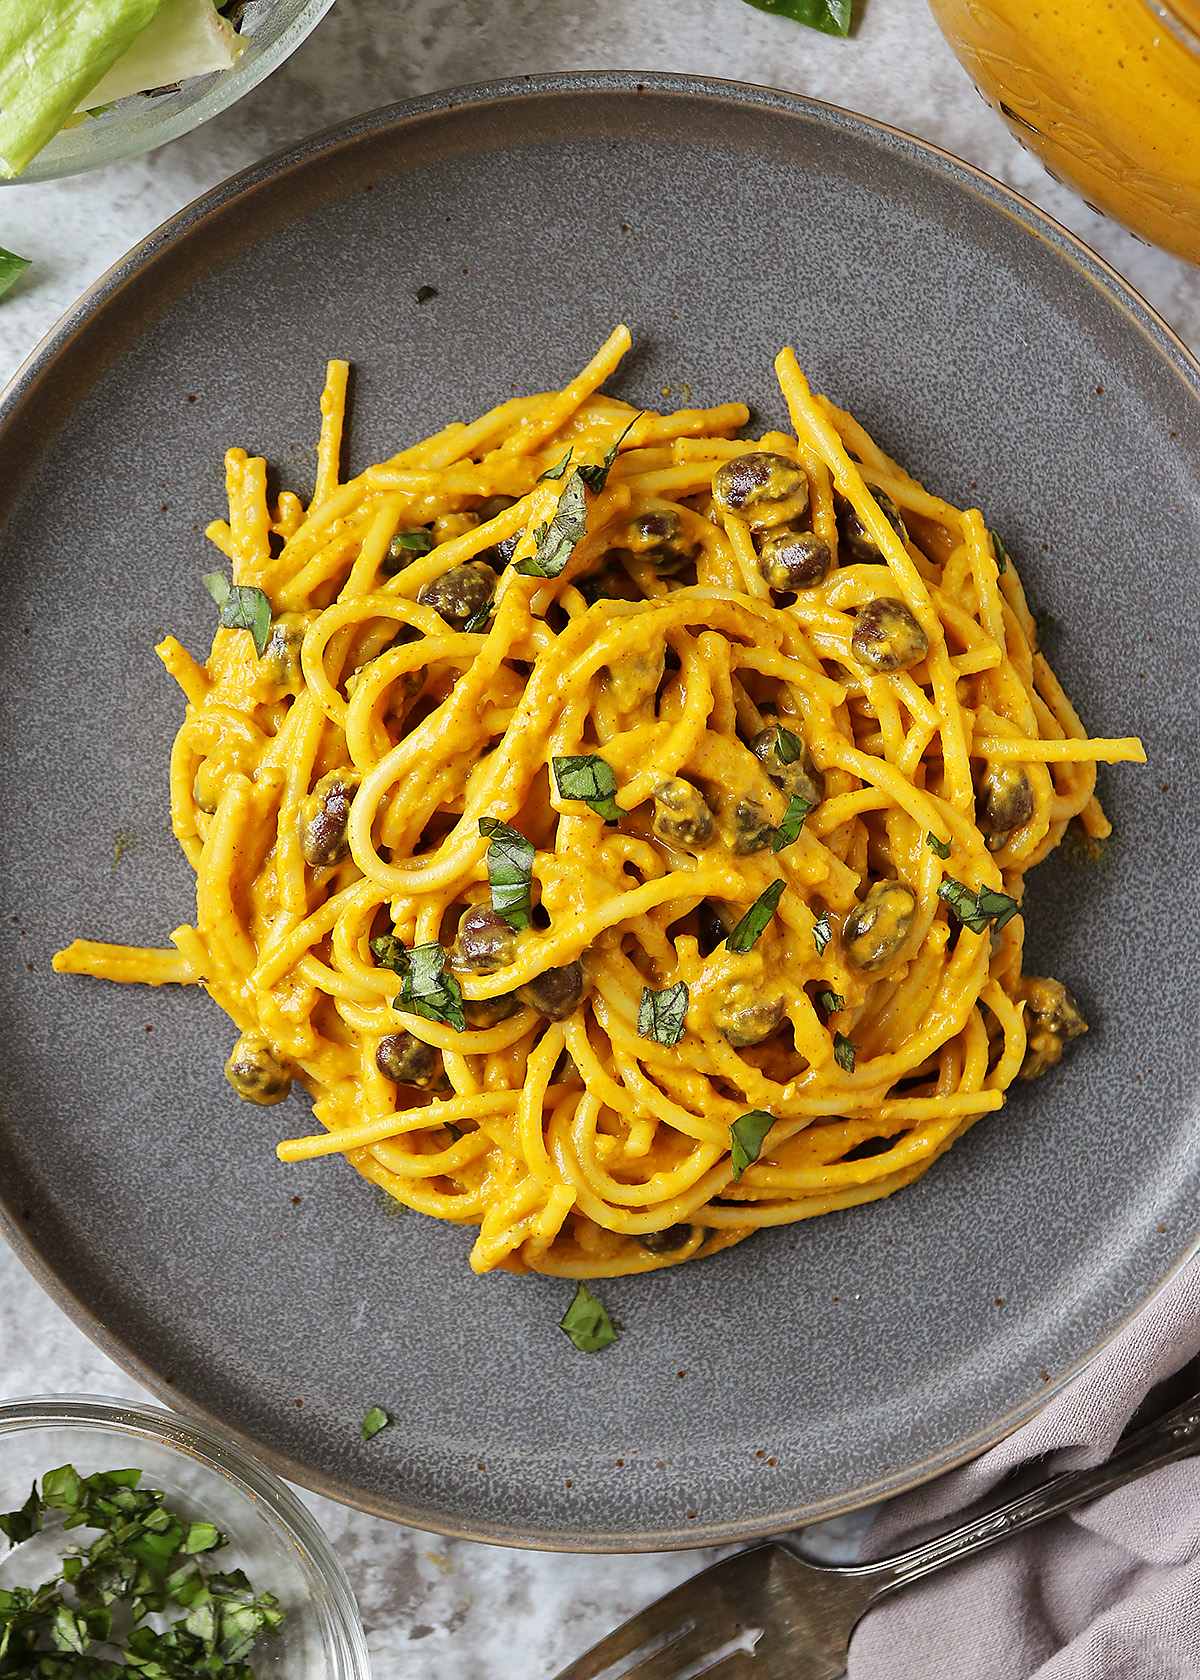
xmin=1 ymin=2 xmax=1198 ymax=1676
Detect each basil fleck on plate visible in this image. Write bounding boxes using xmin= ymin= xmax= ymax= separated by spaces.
xmin=0 ymin=74 xmax=1197 ymax=1552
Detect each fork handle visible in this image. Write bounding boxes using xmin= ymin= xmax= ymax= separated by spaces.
xmin=853 ymin=1383 xmax=1200 ymax=1598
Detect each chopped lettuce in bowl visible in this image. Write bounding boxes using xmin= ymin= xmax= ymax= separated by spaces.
xmin=0 ymin=0 xmax=336 ymax=182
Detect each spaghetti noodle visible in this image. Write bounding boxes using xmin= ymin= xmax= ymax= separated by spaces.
xmin=54 ymin=327 xmax=1146 ymax=1277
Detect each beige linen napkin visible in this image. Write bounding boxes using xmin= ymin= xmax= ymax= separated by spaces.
xmin=848 ymin=1254 xmax=1200 ymax=1678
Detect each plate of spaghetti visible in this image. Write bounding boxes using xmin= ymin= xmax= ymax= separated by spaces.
xmin=1 ymin=74 xmax=1197 ymax=1548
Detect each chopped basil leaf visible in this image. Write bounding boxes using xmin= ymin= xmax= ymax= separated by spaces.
xmin=201 ymin=571 xmax=230 ymax=608
xmin=362 ymin=1406 xmax=390 ymax=1441
xmin=514 ymin=469 xmax=588 ymax=578
xmin=814 ymin=988 xmax=844 ymax=1014
xmin=812 ymin=911 xmax=831 ymax=955
xmin=739 ymin=0 xmax=851 ymax=32
xmin=774 ymin=723 xmax=804 ymax=764
xmin=479 ymin=816 xmax=534 ymax=931
xmin=0 ymin=246 xmax=30 ymax=298
xmin=401 ymin=942 xmax=466 ymax=1031
xmin=771 ymin=792 xmax=814 ymax=852
xmin=576 ymin=412 xmax=643 ymax=493
xmin=0 ymin=1464 xmax=280 ymax=1674
xmin=414 ymin=285 xmax=437 ymax=303
xmin=183 ymin=1522 xmax=223 ymax=1555
xmin=210 ymin=583 xmax=271 ymax=658
xmin=833 ymin=1032 xmax=858 ymax=1072
xmin=726 ymin=880 xmax=785 ymax=953
xmin=552 ymin=754 xmax=622 ymax=823
xmin=559 ymin=1282 xmax=619 ymax=1352
xmin=638 ymin=981 xmax=689 ymax=1046
xmin=988 ymin=527 xmax=1008 ymax=574
xmin=538 ymin=449 xmax=573 ymax=481
xmin=463 ymin=599 xmax=493 ymax=634
xmin=927 ymin=831 xmax=952 ymax=860
xmin=370 ymin=933 xmax=409 ymax=976
xmin=389 ymin=529 xmax=435 ymax=559
xmin=445 ymin=1122 xmax=464 ymax=1142
xmin=0 ymin=1482 xmax=42 ymax=1544
xmin=729 ymin=1110 xmax=775 ymax=1181
xmin=937 ymin=877 xmax=1019 ymax=935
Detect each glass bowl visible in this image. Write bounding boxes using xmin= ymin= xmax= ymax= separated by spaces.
xmin=0 ymin=1395 xmax=370 ymax=1679
xmin=925 ymin=0 xmax=1200 ymax=264
xmin=4 ymin=0 xmax=338 ymax=184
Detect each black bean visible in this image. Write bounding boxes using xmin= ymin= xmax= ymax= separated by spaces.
xmin=835 ymin=486 xmax=908 ymax=564
xmin=712 ymin=451 xmax=809 ymax=532
xmin=842 ymin=880 xmax=917 ymax=972
xmin=453 ymin=907 xmax=517 ymax=974
xmin=652 ymin=778 xmax=714 ymax=847
xmin=517 ymin=961 xmax=584 ymax=1020
xmin=376 ymin=1031 xmax=442 ymax=1088
xmin=225 ymin=1033 xmax=293 ymax=1105
xmin=850 ymin=597 xmax=929 ymax=673
xmin=299 ymin=771 xmax=357 ymax=869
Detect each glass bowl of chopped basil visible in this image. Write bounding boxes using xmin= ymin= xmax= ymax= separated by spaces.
xmin=0 ymin=1394 xmax=370 ymax=1677
xmin=0 ymin=0 xmax=338 ymax=184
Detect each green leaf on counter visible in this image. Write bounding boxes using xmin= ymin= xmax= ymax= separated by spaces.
xmin=559 ymin=1283 xmax=618 ymax=1352
xmin=737 ymin=0 xmax=851 ymax=36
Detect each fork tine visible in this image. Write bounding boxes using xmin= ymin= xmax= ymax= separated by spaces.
xmin=551 ymin=1548 xmax=776 ymax=1680
xmin=693 ymin=1654 xmax=762 ymax=1680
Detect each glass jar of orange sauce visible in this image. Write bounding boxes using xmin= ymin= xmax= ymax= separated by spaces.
xmin=925 ymin=0 xmax=1200 ymax=264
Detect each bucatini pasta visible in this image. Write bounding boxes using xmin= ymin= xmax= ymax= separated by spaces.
xmin=54 ymin=326 xmax=1145 ymax=1278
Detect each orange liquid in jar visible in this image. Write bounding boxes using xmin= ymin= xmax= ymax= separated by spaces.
xmin=926 ymin=0 xmax=1200 ymax=264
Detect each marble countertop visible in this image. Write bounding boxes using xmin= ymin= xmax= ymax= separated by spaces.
xmin=1 ymin=3 xmax=1198 ymax=1675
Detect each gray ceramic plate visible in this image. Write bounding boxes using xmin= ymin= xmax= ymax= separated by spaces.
xmin=1 ymin=74 xmax=1198 ymax=1552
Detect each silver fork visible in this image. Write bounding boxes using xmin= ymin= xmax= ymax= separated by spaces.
xmin=552 ymin=1383 xmax=1200 ymax=1680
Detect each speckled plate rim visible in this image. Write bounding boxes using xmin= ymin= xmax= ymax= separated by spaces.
xmin=2 ymin=71 xmax=1199 ymax=1552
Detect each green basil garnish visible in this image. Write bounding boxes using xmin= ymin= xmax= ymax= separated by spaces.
xmin=389 ymin=529 xmax=435 ymax=560
xmin=538 ymin=449 xmax=573 ymax=482
xmin=402 ymin=943 xmax=465 ymax=1031
xmin=927 ymin=831 xmax=952 ymax=860
xmin=833 ymin=1032 xmax=858 ymax=1072
xmin=772 ymin=792 xmax=814 ymax=852
xmin=988 ymin=527 xmax=1008 ymax=574
xmin=812 ymin=911 xmax=831 ymax=956
xmin=814 ymin=988 xmax=844 ymax=1015
xmin=552 ymin=754 xmax=622 ymax=823
xmin=463 ymin=599 xmax=493 ymax=634
xmin=576 ymin=412 xmax=643 ymax=493
xmin=0 ymin=1465 xmax=282 ymax=1675
xmin=362 ymin=1407 xmax=390 ymax=1441
xmin=370 ymin=935 xmax=466 ymax=1030
xmin=637 ymin=981 xmax=689 ymax=1046
xmin=479 ymin=816 xmax=534 ymax=931
xmin=202 ymin=572 xmax=272 ymax=658
xmin=414 ymin=285 xmax=437 ymax=304
xmin=738 ymin=0 xmax=851 ymax=35
xmin=937 ymin=878 xmax=1019 ymax=935
xmin=559 ymin=1283 xmax=618 ymax=1352
xmin=729 ymin=1110 xmax=775 ymax=1181
xmin=774 ymin=723 xmax=804 ymax=765
xmin=515 ymin=470 xmax=589 ymax=578
xmin=369 ymin=934 xmax=409 ymax=976
xmin=725 ymin=880 xmax=785 ymax=952
xmin=0 ymin=245 xmax=31 ymax=298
